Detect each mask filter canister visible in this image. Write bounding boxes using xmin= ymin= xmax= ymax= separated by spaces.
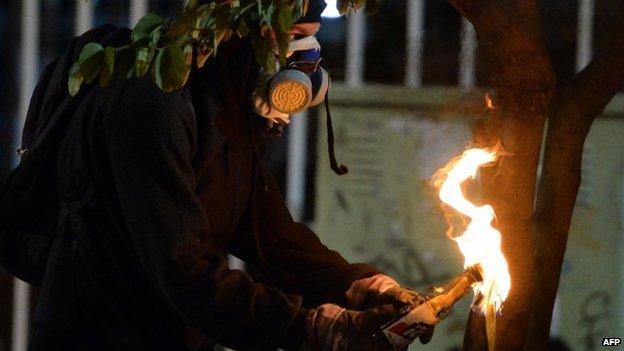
xmin=269 ymin=69 xmax=313 ymax=114
xmin=267 ymin=45 xmax=329 ymax=115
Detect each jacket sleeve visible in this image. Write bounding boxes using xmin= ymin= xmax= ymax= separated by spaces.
xmin=228 ymin=160 xmax=381 ymax=308
xmin=102 ymin=87 xmax=306 ymax=350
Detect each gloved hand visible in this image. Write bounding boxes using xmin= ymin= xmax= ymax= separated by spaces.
xmin=251 ymin=75 xmax=291 ymax=125
xmin=346 ymin=274 xmax=399 ymax=309
xmin=347 ymin=274 xmax=428 ymax=310
xmin=304 ymin=303 xmax=409 ymax=351
xmin=346 ymin=274 xmax=435 ymax=344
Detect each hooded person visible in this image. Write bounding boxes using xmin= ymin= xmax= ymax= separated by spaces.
xmin=21 ymin=1 xmax=433 ymax=350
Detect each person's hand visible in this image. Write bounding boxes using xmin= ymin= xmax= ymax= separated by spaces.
xmin=251 ymin=77 xmax=291 ymax=125
xmin=347 ymin=274 xmax=427 ymax=310
xmin=304 ymin=303 xmax=408 ymax=351
xmin=346 ymin=274 xmax=435 ymax=344
xmin=346 ymin=274 xmax=399 ymax=309
xmin=369 ymin=286 xmax=435 ymax=344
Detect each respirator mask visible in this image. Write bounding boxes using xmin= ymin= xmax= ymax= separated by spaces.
xmin=252 ymin=36 xmax=347 ymax=175
xmin=253 ymin=36 xmax=330 ymax=127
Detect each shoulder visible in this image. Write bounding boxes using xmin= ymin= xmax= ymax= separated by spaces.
xmin=101 ymin=77 xmax=196 ymax=141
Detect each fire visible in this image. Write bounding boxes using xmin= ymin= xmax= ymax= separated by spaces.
xmin=435 ymin=148 xmax=511 ymax=313
xmin=485 ymin=93 xmax=494 ymax=110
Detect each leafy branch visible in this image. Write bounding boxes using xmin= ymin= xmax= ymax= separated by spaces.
xmin=68 ymin=0 xmax=386 ymax=96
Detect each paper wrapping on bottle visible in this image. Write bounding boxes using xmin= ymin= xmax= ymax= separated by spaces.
xmin=381 ymin=302 xmax=440 ymax=348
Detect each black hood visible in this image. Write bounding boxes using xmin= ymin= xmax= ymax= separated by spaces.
xmin=296 ymin=0 xmax=327 ymax=23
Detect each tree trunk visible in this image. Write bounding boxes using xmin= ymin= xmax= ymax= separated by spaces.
xmin=446 ymin=0 xmax=624 ymax=349
xmin=526 ymin=8 xmax=624 ymax=349
xmin=447 ymin=1 xmax=556 ymax=349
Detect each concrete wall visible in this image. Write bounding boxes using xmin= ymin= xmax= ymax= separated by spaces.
xmin=312 ymin=84 xmax=624 ymax=350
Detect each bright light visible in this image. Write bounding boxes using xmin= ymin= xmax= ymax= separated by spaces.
xmin=322 ymin=0 xmax=341 ymax=18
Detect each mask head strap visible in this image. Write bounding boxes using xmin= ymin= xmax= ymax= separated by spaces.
xmin=324 ymin=90 xmax=348 ymax=175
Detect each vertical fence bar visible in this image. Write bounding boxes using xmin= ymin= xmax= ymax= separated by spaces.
xmin=13 ymin=1 xmax=40 ymax=350
xmin=130 ymin=0 xmax=149 ymax=27
xmin=346 ymin=10 xmax=365 ymax=87
xmin=405 ymin=0 xmax=425 ymax=88
xmin=75 ymin=0 xmax=94 ymax=35
xmin=10 ymin=281 xmax=29 ymax=351
xmin=286 ymin=111 xmax=309 ymax=221
xmin=458 ymin=18 xmax=477 ymax=89
xmin=576 ymin=0 xmax=594 ymax=71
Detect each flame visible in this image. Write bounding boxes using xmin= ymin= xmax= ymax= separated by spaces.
xmin=485 ymin=94 xmax=494 ymax=110
xmin=436 ymin=148 xmax=510 ymax=313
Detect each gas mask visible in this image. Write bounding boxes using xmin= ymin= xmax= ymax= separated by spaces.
xmin=252 ymin=36 xmax=330 ymax=128
xmin=252 ymin=36 xmax=347 ymax=176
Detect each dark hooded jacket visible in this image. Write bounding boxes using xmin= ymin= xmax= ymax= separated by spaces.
xmin=28 ymin=25 xmax=378 ymax=350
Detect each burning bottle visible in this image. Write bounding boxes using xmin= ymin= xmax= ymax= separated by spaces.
xmin=376 ymin=265 xmax=483 ymax=348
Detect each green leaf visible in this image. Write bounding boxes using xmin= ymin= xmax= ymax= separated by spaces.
xmin=149 ymin=24 xmax=163 ymax=48
xmin=275 ymin=5 xmax=294 ymax=63
xmin=191 ymin=13 xmax=203 ymax=39
xmin=135 ymin=47 xmax=154 ymax=77
xmin=254 ymin=35 xmax=276 ymax=73
xmin=237 ymin=19 xmax=250 ymax=37
xmin=198 ymin=3 xmax=216 ymax=29
xmin=277 ymin=4 xmax=294 ymax=32
xmin=184 ymin=44 xmax=193 ymax=66
xmin=168 ymin=18 xmax=191 ymax=37
xmin=275 ymin=31 xmax=289 ymax=64
xmin=69 ymin=42 xmax=105 ymax=94
xmin=67 ymin=0 xmax=389 ymax=96
xmin=99 ymin=46 xmax=116 ymax=87
xmin=185 ymin=0 xmax=198 ymax=11
xmin=174 ymin=33 xmax=190 ymax=47
xmin=182 ymin=44 xmax=193 ymax=85
xmin=79 ymin=50 xmax=105 ymax=84
xmin=292 ymin=0 xmax=304 ymax=21
xmin=259 ymin=3 xmax=276 ymax=28
xmin=196 ymin=40 xmax=213 ymax=68
xmin=78 ymin=42 xmax=104 ymax=63
xmin=154 ymin=44 xmax=187 ymax=92
xmin=68 ymin=63 xmax=84 ymax=96
xmin=222 ymin=28 xmax=233 ymax=42
xmin=131 ymin=13 xmax=166 ymax=44
xmin=337 ymin=0 xmax=352 ymax=15
xmin=213 ymin=27 xmax=233 ymax=52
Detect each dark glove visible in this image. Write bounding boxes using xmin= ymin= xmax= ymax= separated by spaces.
xmin=368 ymin=286 xmax=435 ymax=344
xmin=346 ymin=274 xmax=435 ymax=344
xmin=346 ymin=274 xmax=399 ymax=309
xmin=304 ymin=303 xmax=409 ymax=351
xmin=347 ymin=274 xmax=435 ymax=345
